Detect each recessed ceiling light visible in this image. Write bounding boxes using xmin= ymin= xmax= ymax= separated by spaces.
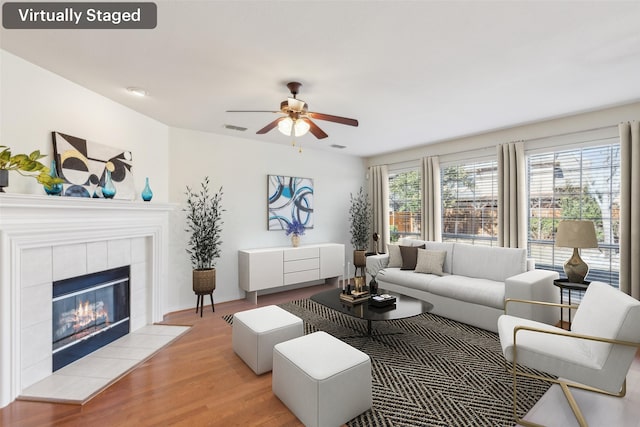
xmin=126 ymin=87 xmax=147 ymax=97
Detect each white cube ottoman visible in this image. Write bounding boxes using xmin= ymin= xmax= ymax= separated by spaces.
xmin=272 ymin=331 xmax=372 ymax=427
xmin=232 ymin=305 xmax=303 ymax=375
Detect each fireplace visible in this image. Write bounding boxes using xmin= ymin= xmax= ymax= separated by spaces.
xmin=52 ymin=266 xmax=130 ymax=371
xmin=0 ymin=194 xmax=173 ymax=408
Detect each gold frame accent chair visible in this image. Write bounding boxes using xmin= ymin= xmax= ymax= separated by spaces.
xmin=498 ymin=281 xmax=640 ymax=427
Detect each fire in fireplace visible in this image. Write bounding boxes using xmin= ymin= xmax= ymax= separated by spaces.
xmin=52 ymin=266 xmax=130 ymax=371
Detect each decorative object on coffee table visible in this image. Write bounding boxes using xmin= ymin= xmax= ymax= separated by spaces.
xmin=185 ymin=176 xmax=224 ymax=316
xmin=349 ymin=186 xmax=372 ymax=276
xmin=0 ymin=145 xmax=63 ymax=192
xmin=555 ymin=220 xmax=598 ymax=283
xmin=369 ymin=294 xmax=396 ymax=307
xmin=367 ymin=268 xmax=378 ymax=294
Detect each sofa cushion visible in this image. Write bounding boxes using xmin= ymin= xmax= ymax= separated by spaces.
xmin=387 ymin=244 xmax=402 ymax=268
xmin=400 ymin=244 xmax=425 ymax=270
xmin=398 ymin=238 xmax=427 ymax=247
xmin=377 ymin=268 xmax=440 ymax=292
xmin=415 ymin=249 xmax=446 ymax=276
xmin=451 ymin=244 xmax=526 ymax=282
xmin=429 ymin=275 xmax=505 ymax=309
xmin=424 ymin=242 xmax=455 ymax=274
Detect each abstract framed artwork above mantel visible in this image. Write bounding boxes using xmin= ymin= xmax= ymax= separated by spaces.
xmin=52 ymin=131 xmax=136 ymax=199
xmin=268 ymin=175 xmax=314 ymax=231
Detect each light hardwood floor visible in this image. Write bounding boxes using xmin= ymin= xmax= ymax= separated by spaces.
xmin=2 ymin=283 xmax=639 ymax=427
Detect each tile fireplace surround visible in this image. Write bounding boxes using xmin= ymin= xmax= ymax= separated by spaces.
xmin=0 ymin=193 xmax=175 ymax=408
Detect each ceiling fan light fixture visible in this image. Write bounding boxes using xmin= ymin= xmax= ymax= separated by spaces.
xmin=278 ymin=117 xmax=310 ymax=137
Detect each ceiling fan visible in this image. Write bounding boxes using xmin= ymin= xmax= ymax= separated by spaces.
xmin=226 ymin=82 xmax=358 ymax=139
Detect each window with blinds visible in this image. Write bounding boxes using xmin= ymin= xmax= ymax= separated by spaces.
xmin=441 ymin=160 xmax=498 ymax=246
xmin=388 ymin=168 xmax=421 ymax=241
xmin=527 ymin=143 xmax=620 ymax=288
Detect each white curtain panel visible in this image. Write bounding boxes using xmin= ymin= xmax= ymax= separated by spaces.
xmin=369 ymin=165 xmax=389 ymax=254
xmin=421 ymin=156 xmax=442 ymax=242
xmin=497 ymin=142 xmax=527 ymax=248
xmin=619 ymin=121 xmax=640 ymax=298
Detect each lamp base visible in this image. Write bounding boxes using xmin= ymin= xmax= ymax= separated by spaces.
xmin=564 ymin=247 xmax=589 ymax=284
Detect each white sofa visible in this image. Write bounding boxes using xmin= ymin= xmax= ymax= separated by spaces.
xmin=366 ymin=238 xmax=559 ymax=332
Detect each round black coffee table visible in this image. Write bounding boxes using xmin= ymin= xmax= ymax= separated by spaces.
xmin=310 ymin=287 xmax=433 ymax=336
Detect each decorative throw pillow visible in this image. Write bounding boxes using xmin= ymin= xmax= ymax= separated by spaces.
xmin=400 ymin=244 xmax=426 ymax=270
xmin=387 ymin=244 xmax=403 ymax=268
xmin=415 ymin=249 xmax=447 ymax=276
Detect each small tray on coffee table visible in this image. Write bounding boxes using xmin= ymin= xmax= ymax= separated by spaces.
xmin=369 ymin=294 xmax=396 ymax=307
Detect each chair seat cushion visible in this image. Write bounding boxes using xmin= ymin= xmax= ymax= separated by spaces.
xmin=498 ymin=315 xmax=598 ymax=369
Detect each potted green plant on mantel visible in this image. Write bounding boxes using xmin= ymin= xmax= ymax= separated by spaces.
xmin=0 ymin=145 xmax=63 ymax=192
xmin=348 ymin=186 xmax=372 ymax=275
xmin=184 ymin=176 xmax=224 ymax=316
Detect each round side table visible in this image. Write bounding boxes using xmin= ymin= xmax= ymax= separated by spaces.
xmin=553 ymin=279 xmax=589 ymax=328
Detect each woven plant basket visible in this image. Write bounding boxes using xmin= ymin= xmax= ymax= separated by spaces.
xmin=193 ymin=268 xmax=216 ymax=293
xmin=353 ymin=250 xmax=366 ymax=268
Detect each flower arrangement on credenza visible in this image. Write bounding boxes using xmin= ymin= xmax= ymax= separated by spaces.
xmin=0 ymin=145 xmax=64 ymax=193
xmin=285 ymin=218 xmax=306 ymax=247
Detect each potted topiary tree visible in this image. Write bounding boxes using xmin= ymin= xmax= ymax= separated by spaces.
xmin=348 ymin=186 xmax=372 ymax=276
xmin=185 ymin=177 xmax=224 ymax=316
xmin=0 ymin=145 xmax=63 ymax=192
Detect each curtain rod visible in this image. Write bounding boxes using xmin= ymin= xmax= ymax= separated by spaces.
xmin=372 ymin=124 xmax=619 ymax=169
xmin=519 ymin=124 xmax=617 ymax=144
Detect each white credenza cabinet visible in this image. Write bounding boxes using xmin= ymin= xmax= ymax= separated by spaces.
xmin=238 ymin=243 xmax=344 ymax=303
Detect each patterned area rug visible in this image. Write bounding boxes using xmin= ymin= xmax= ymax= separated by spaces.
xmin=226 ymin=299 xmax=552 ymax=427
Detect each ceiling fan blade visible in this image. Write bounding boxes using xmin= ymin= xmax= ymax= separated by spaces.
xmin=307 ymin=112 xmax=358 ymax=127
xmin=256 ymin=117 xmax=285 ymax=134
xmin=226 ymin=110 xmax=280 ymax=113
xmin=302 ymin=118 xmax=328 ymax=139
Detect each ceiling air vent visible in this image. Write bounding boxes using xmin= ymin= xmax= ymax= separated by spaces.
xmin=330 ymin=144 xmax=347 ymax=149
xmin=224 ymin=124 xmax=247 ymax=132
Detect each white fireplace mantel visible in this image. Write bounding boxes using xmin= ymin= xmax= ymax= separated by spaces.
xmin=0 ymin=193 xmax=176 ymax=408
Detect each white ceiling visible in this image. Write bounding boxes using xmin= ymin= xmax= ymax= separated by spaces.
xmin=2 ymin=1 xmax=640 ymax=157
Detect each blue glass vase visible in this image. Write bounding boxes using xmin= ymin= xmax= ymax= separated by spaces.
xmin=44 ymin=159 xmax=63 ymax=196
xmin=102 ymin=169 xmax=116 ymax=199
xmin=141 ymin=177 xmax=153 ymax=202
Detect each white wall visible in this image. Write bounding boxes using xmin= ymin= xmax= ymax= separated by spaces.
xmin=1 ymin=49 xmax=368 ymax=314
xmin=167 ymin=127 xmax=366 ymax=311
xmin=0 ymin=50 xmax=169 ymax=200
xmin=366 ymin=102 xmax=640 ymax=166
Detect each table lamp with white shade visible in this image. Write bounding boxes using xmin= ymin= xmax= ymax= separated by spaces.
xmin=555 ymin=220 xmax=599 ymax=284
